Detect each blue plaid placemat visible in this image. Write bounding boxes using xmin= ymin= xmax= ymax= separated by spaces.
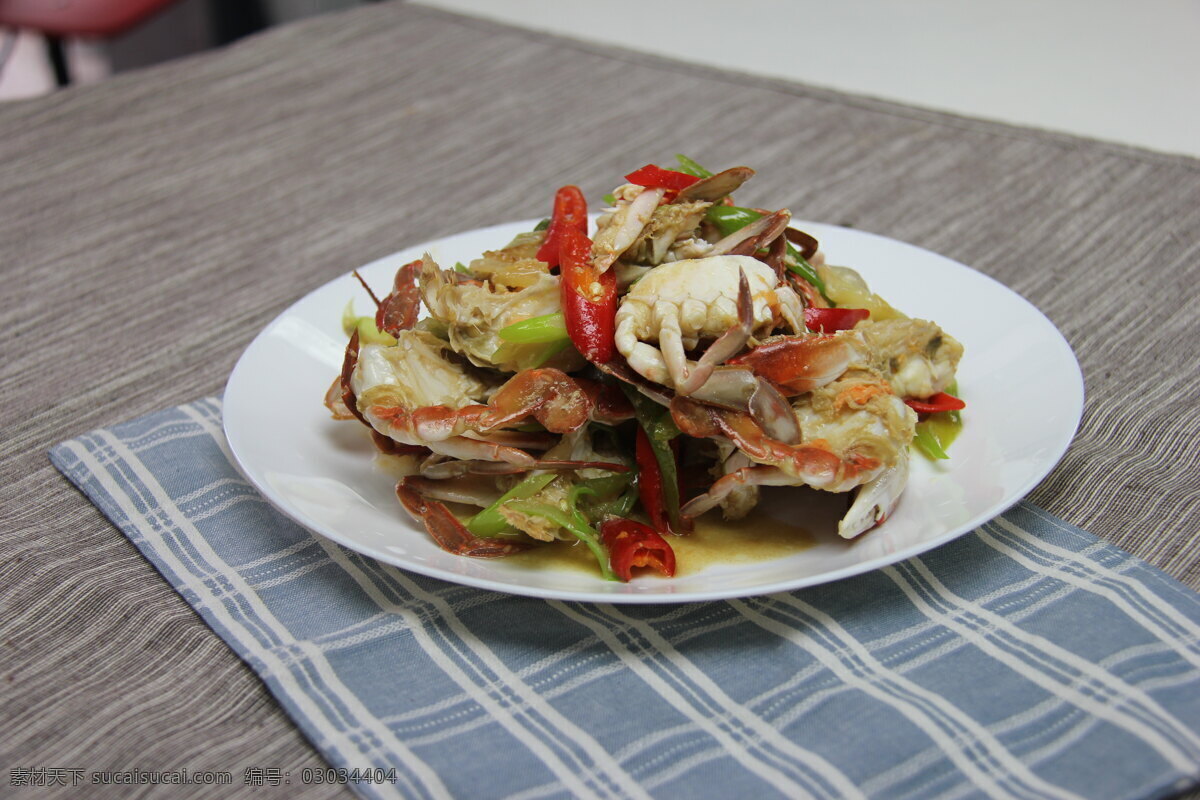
xmin=49 ymin=398 xmax=1200 ymax=800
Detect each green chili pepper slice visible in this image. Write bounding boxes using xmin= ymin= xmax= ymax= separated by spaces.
xmin=674 ymin=154 xmax=713 ymax=178
xmin=466 ymin=472 xmax=558 ymax=537
xmin=504 ymin=499 xmax=617 ymax=581
xmin=913 ymin=382 xmax=964 ymax=461
xmin=497 ymin=313 xmax=570 ymax=344
xmin=619 ymin=385 xmax=685 ymax=533
xmin=913 ymin=424 xmax=950 ymax=460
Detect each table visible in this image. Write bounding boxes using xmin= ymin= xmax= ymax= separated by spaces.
xmin=3 ymin=3 xmax=1198 ymax=796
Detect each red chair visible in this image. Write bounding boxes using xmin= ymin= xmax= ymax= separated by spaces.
xmin=0 ymin=0 xmax=181 ymax=86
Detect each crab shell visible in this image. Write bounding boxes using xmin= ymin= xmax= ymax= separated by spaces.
xmin=614 ymin=255 xmax=797 ymax=388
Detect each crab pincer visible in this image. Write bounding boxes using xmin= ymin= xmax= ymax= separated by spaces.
xmin=396 ymin=479 xmax=529 ymax=558
xmin=375 ymin=259 xmax=423 ymax=336
xmin=727 ymin=334 xmax=857 ymax=396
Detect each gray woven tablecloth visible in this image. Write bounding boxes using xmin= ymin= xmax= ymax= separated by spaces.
xmin=2 ymin=2 xmax=1198 ymax=796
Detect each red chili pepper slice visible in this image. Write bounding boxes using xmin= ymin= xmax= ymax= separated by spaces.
xmin=905 ymin=392 xmax=966 ymax=414
xmin=559 ymin=226 xmax=616 ymax=363
xmin=536 ymin=185 xmax=588 ymax=268
xmin=804 ymin=307 xmax=869 ymax=333
xmin=600 ymin=518 xmax=677 ymax=582
xmin=635 ymin=426 xmax=672 ymax=534
xmin=624 ymin=164 xmax=702 ymax=194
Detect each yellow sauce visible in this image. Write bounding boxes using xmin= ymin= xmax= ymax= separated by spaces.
xmin=504 ymin=488 xmax=824 ymax=577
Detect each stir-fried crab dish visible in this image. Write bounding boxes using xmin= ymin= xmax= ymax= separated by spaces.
xmin=325 ymin=157 xmax=965 ymax=581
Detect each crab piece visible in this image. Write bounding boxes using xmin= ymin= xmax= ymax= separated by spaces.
xmin=375 ymin=259 xmax=423 ymax=335
xmin=592 ymin=186 xmax=665 ymax=272
xmin=467 ymin=230 xmax=551 ymax=290
xmin=673 ymin=351 xmax=916 ymax=537
xmin=626 ymin=199 xmax=713 ymax=266
xmin=352 ymin=330 xmax=595 ymax=467
xmin=708 ymin=209 xmax=792 ymax=257
xmin=418 ymin=255 xmax=584 ymax=373
xmin=613 ymin=255 xmax=804 ymax=396
xmin=397 ymin=479 xmax=528 ymax=557
xmin=675 ymin=166 xmax=756 ymax=203
xmin=727 ymin=333 xmax=858 ymax=396
xmin=677 ymin=401 xmax=883 ymax=493
xmin=838 ymin=449 xmax=909 ymax=538
xmin=857 ymin=318 xmax=964 ymax=399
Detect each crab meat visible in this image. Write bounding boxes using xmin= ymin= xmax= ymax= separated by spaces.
xmin=676 ymin=331 xmax=917 ymax=537
xmin=592 ymin=185 xmax=664 ymax=272
xmin=418 ymin=255 xmax=584 ymax=373
xmin=858 ymin=317 xmax=964 ymax=399
xmin=614 ymin=255 xmax=805 ymax=395
xmin=351 ymin=330 xmax=596 ymax=467
xmin=625 ymin=200 xmax=713 ymax=266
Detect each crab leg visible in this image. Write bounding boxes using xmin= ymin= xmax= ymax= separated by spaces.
xmin=672 ymin=397 xmax=880 ymax=493
xmin=681 ymin=465 xmax=797 ymax=517
xmin=464 ymin=430 xmax=558 ymax=450
xmin=675 ymin=166 xmax=755 ymax=203
xmin=425 ymin=436 xmax=545 ymax=466
xmin=420 ymin=456 xmax=629 ymax=480
xmin=402 ymin=475 xmax=501 ymax=507
xmin=719 ymin=410 xmax=880 ymax=491
xmin=727 ymin=334 xmax=856 ymax=396
xmin=365 ymin=367 xmax=593 ymax=450
xmin=708 ymin=209 xmax=791 ymax=256
xmin=595 ymin=357 xmax=674 ymax=408
xmin=328 ymin=330 xmax=368 ymax=426
xmin=396 ymin=479 xmax=528 ymax=557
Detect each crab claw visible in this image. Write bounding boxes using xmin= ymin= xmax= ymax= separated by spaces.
xmin=727 ymin=334 xmax=855 ymax=396
xmin=675 ymin=166 xmax=756 ymax=203
xmin=709 ymin=209 xmax=791 ymax=256
xmin=684 ymin=368 xmax=799 ymax=444
xmin=576 ymin=377 xmax=636 ymax=424
xmin=375 ymin=259 xmax=423 ymax=336
xmin=479 ymin=368 xmax=594 ymax=433
xmin=838 ymin=449 xmax=908 ymax=538
xmin=397 ymin=479 xmax=529 ymax=557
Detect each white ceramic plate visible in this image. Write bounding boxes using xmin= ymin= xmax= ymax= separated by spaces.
xmin=224 ymin=219 xmax=1083 ymax=603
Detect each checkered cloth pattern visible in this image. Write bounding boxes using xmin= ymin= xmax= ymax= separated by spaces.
xmin=49 ymin=398 xmax=1200 ymax=800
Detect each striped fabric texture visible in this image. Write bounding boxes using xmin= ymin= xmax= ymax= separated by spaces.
xmin=50 ymin=398 xmax=1200 ymax=800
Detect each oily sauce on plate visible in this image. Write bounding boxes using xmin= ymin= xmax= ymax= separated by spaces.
xmin=506 ymin=488 xmax=822 ymax=578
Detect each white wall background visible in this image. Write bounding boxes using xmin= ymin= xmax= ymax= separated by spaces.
xmin=416 ymin=0 xmax=1200 ymax=159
